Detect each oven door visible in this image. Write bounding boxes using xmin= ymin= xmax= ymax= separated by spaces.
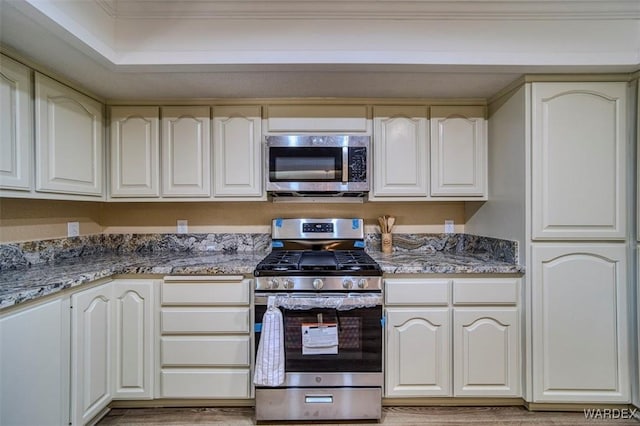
xmin=267 ymin=146 xmax=346 ymax=191
xmin=254 ymin=294 xmax=382 ymax=374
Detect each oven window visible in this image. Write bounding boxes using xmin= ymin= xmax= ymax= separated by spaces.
xmin=269 ymin=147 xmax=343 ymax=182
xmin=255 ymin=305 xmax=382 ymax=373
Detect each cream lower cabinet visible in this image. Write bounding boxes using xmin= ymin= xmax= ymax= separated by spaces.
xmin=71 ymin=282 xmax=114 ymax=425
xmin=159 ymin=276 xmax=251 ymax=399
xmin=531 ymin=244 xmax=629 ymax=403
xmin=385 ymin=277 xmax=521 ymax=398
xmin=112 ymin=280 xmax=156 ymax=400
xmin=0 ymin=54 xmax=32 ymax=192
xmin=35 ymin=73 xmax=104 ymax=197
xmin=0 ymin=297 xmax=71 ymax=426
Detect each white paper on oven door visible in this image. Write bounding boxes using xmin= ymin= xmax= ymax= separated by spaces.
xmin=301 ymin=323 xmax=338 ymax=355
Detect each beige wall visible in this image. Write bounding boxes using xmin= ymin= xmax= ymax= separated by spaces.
xmin=0 ymin=198 xmax=104 ymax=243
xmin=0 ymin=198 xmax=466 ymax=243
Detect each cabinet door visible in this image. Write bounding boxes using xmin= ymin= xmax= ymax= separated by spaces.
xmin=0 ymin=298 xmax=70 ymax=426
xmin=531 ymin=82 xmax=627 ymax=240
xmin=110 ymin=106 xmax=160 ymax=197
xmin=385 ymin=308 xmax=450 ymax=396
xmin=71 ymin=282 xmax=113 ymax=425
xmin=453 ymin=308 xmax=519 ymax=397
xmin=113 ymin=280 xmax=155 ymax=400
xmin=35 ymin=73 xmax=104 ymax=196
xmin=0 ymin=55 xmax=32 ymax=191
xmin=161 ymin=106 xmax=211 ymax=197
xmin=430 ymin=106 xmax=486 ymax=197
xmin=213 ymin=106 xmax=262 ymax=197
xmin=372 ymin=106 xmax=428 ymax=197
xmin=531 ymin=244 xmax=629 ymax=402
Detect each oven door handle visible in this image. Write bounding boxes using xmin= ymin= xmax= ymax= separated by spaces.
xmin=254 ymin=293 xmax=382 ymax=308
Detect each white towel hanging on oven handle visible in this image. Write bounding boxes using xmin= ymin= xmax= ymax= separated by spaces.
xmin=253 ymin=296 xmax=285 ymax=387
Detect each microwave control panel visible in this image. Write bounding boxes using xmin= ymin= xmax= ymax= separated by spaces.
xmin=348 ymin=147 xmax=367 ymax=182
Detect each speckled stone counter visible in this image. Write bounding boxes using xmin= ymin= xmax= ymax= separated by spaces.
xmin=0 ymin=232 xmax=523 ymax=311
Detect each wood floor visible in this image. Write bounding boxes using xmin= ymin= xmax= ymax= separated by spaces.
xmin=98 ymin=406 xmax=640 ymax=425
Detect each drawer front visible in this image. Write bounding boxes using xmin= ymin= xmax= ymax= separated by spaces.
xmin=385 ymin=279 xmax=450 ymax=305
xmin=453 ymin=279 xmax=519 ymax=305
xmin=161 ymin=308 xmax=250 ymax=334
xmin=162 ymin=277 xmax=249 ymax=305
xmin=160 ymin=369 xmax=250 ymax=398
xmin=161 ymin=336 xmax=250 ymax=366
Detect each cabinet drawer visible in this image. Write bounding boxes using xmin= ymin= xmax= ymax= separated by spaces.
xmin=162 ymin=276 xmax=249 ymax=305
xmin=160 ymin=369 xmax=250 ymax=398
xmin=161 ymin=336 xmax=250 ymax=367
xmin=161 ymin=307 xmax=250 ymax=334
xmin=385 ymin=279 xmax=450 ymax=305
xmin=453 ymin=279 xmax=519 ymax=305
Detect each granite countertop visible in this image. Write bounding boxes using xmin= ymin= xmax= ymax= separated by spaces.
xmin=0 ymin=249 xmax=524 ymax=311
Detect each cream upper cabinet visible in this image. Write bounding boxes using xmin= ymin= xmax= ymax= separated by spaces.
xmin=213 ymin=106 xmax=263 ymax=198
xmin=372 ymin=106 xmax=429 ymax=198
xmin=531 ymin=82 xmax=627 ymax=240
xmin=110 ymin=106 xmax=160 ymax=197
xmin=531 ymin=244 xmax=629 ymax=403
xmin=0 ymin=55 xmax=32 ymax=191
xmin=430 ymin=106 xmax=487 ymax=197
xmin=161 ymin=106 xmax=211 ymax=197
xmin=35 ymin=73 xmax=104 ymax=197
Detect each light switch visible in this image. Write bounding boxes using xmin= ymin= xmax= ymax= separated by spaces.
xmin=177 ymin=220 xmax=188 ymax=234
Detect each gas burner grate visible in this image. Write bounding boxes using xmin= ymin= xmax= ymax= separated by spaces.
xmin=334 ymin=250 xmax=381 ymax=271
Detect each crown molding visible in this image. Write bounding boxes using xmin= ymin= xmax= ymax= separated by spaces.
xmin=108 ymin=0 xmax=640 ymax=20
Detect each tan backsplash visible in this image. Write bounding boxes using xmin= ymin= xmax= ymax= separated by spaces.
xmin=0 ymin=198 xmax=466 ymax=243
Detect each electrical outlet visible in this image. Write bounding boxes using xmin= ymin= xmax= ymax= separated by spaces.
xmin=67 ymin=221 xmax=80 ymax=237
xmin=444 ymin=220 xmax=454 ymax=234
xmin=177 ymin=220 xmax=188 ymax=234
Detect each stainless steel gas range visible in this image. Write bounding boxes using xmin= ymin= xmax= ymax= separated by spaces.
xmin=253 ymin=218 xmax=383 ymax=422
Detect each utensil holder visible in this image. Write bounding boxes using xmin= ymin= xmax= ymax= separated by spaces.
xmin=381 ymin=233 xmax=392 ymax=254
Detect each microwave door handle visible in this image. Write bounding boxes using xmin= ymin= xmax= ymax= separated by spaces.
xmin=342 ymin=146 xmax=348 ymax=184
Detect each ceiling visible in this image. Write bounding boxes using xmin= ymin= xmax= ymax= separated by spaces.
xmin=1 ymin=0 xmax=638 ymax=101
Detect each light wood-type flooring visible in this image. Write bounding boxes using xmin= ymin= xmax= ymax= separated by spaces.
xmin=98 ymin=406 xmax=639 ymax=425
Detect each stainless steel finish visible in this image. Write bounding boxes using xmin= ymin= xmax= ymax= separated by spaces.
xmin=266 ymin=135 xmax=370 ymax=148
xmin=254 ymin=292 xmax=384 ymax=306
xmin=312 ymin=278 xmax=324 ymax=290
xmin=265 ymin=135 xmax=370 ymax=194
xmin=255 ymin=276 xmax=382 ymax=292
xmin=282 ymin=372 xmax=382 ymax=387
xmin=342 ymin=146 xmax=349 ymax=184
xmin=255 ymin=387 xmax=382 ymax=422
xmin=271 ymin=218 xmax=364 ymax=240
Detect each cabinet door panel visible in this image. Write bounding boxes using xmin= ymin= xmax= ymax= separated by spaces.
xmin=71 ymin=283 xmax=113 ymax=425
xmin=110 ymin=106 xmax=160 ymax=197
xmin=430 ymin=106 xmax=486 ymax=196
xmin=213 ymin=106 xmax=262 ymax=197
xmin=532 ymin=83 xmax=626 ymax=239
xmin=161 ymin=106 xmax=211 ymax=197
xmin=0 ymin=55 xmax=32 ymax=191
xmin=373 ymin=107 xmax=428 ymax=197
xmin=35 ymin=73 xmax=103 ymax=196
xmin=113 ymin=281 xmax=154 ymax=400
xmin=532 ymin=244 xmax=629 ymax=402
xmin=453 ymin=308 xmax=519 ymax=396
xmin=385 ymin=308 xmax=450 ymax=396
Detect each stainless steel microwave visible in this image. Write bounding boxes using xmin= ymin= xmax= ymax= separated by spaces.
xmin=265 ymin=135 xmax=370 ymax=195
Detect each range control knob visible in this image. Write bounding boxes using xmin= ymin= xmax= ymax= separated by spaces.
xmin=267 ymin=278 xmax=280 ymax=289
xmin=342 ymin=279 xmax=353 ymax=289
xmin=357 ymin=278 xmax=368 ymax=289
xmin=312 ymin=279 xmax=324 ymax=290
xmin=282 ymin=279 xmax=294 ymax=289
